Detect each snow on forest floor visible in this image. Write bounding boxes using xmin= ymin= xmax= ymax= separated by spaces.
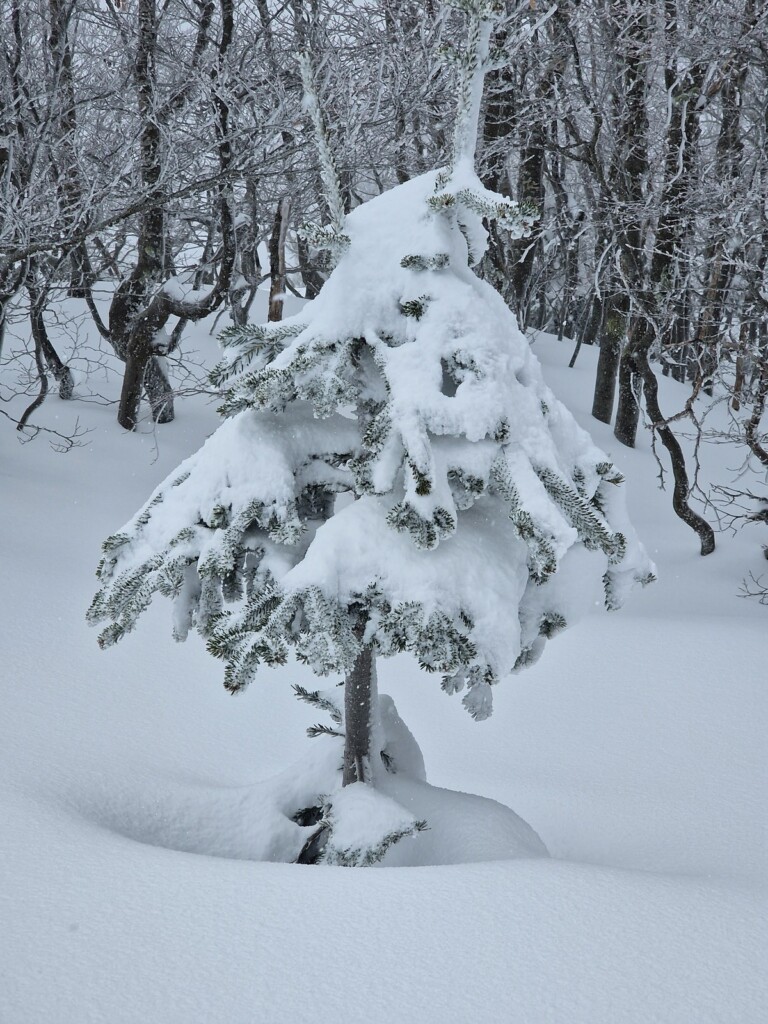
xmin=1 ymin=298 xmax=766 ymax=1023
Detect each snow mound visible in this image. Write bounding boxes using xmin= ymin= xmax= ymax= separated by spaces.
xmin=72 ymin=693 xmax=546 ymax=868
xmin=377 ymin=774 xmax=548 ymax=866
xmin=74 ymin=740 xmax=343 ymax=864
xmin=322 ymin=783 xmax=426 ymax=866
xmin=78 ymin=769 xmax=547 ymax=869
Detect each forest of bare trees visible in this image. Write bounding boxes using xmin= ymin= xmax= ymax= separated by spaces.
xmin=2 ymin=0 xmax=767 ymax=561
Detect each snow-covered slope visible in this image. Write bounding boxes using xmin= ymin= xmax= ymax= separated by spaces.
xmin=1 ymin=304 xmax=766 ymax=1023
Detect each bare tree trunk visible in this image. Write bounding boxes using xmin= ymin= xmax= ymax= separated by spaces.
xmin=144 ymin=355 xmax=174 ymax=423
xmin=115 ymin=0 xmax=165 ymax=430
xmin=613 ymin=330 xmax=646 ymax=448
xmin=48 ymin=0 xmax=90 ymax=300
xmin=510 ymin=140 xmax=545 ymax=327
xmin=193 ymin=209 xmax=219 ymax=288
xmin=268 ymin=196 xmax=291 ymax=323
xmin=118 ymin=305 xmax=164 ymax=432
xmin=229 ymin=178 xmax=260 ymax=328
xmin=744 ymin=358 xmax=768 ymax=468
xmin=296 ymin=234 xmax=324 ymax=300
xmin=0 ymin=261 xmax=27 ymax=361
xmin=28 ymin=274 xmax=74 ymax=399
xmin=343 ymin=636 xmax=375 ymax=787
xmin=570 ymin=288 xmax=604 ymax=367
xmin=731 ymin=321 xmax=750 ymax=411
xmin=692 ymin=251 xmax=731 ymax=394
xmin=297 ymin=625 xmax=380 ymax=861
xmin=116 ymin=0 xmax=233 ymax=430
xmin=17 ymin=333 xmax=49 ymax=431
xmin=67 ymin=243 xmax=94 ymax=300
xmin=591 ymin=293 xmax=627 ymax=423
xmin=663 ymin=289 xmax=692 ymax=382
xmin=635 ymin=346 xmax=715 ymax=554
xmin=607 ymin=2 xmax=650 ymax=447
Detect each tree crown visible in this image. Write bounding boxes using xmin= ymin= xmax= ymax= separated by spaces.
xmin=89 ymin=164 xmax=653 ymax=719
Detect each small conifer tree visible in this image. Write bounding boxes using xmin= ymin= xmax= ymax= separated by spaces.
xmin=89 ymin=0 xmax=653 ymax=864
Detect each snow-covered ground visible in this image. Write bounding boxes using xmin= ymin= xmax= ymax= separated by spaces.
xmin=1 ymin=298 xmax=766 ymax=1023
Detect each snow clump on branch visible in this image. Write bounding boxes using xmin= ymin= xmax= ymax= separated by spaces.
xmin=89 ymin=165 xmax=654 ymax=721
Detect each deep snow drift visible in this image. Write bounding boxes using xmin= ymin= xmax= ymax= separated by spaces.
xmin=1 ymin=294 xmax=766 ymax=1023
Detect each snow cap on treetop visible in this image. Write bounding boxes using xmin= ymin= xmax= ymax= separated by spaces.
xmin=90 ymin=164 xmax=654 ymax=721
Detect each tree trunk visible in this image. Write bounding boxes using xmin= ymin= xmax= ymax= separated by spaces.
xmin=115 ymin=0 xmax=165 ymax=430
xmin=636 ymin=347 xmax=715 ymax=554
xmin=0 ymin=264 xmax=26 ymax=361
xmin=613 ymin=344 xmax=643 ymax=448
xmin=296 ymin=619 xmax=378 ymax=864
xmin=49 ymin=0 xmax=90 ymax=302
xmin=296 ymin=232 xmax=324 ymax=300
xmin=229 ymin=178 xmax=260 ymax=327
xmin=117 ymin=293 xmax=172 ymax=431
xmin=28 ymin=281 xmax=74 ymax=400
xmin=67 ymin=243 xmax=94 ymax=299
xmin=145 ymin=355 xmax=174 ymax=423
xmin=118 ymin=328 xmax=155 ymax=432
xmin=295 ymin=635 xmax=378 ymax=865
xmin=343 ymin=632 xmax=376 ymax=787
xmin=731 ymin=321 xmax=750 ymax=411
xmin=115 ymin=0 xmax=235 ymax=431
xmin=693 ymin=252 xmax=731 ymax=395
xmin=510 ymin=140 xmax=545 ymax=328
xmin=591 ymin=294 xmax=626 ymax=423
xmin=268 ymin=196 xmax=291 ymax=322
xmin=17 ymin=333 xmax=49 ymax=431
xmin=570 ymin=290 xmax=604 ymax=368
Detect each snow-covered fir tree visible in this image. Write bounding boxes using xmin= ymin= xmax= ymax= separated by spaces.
xmin=89 ymin=0 xmax=653 ymax=865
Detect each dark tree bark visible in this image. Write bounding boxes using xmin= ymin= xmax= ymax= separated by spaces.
xmin=228 ymin=178 xmax=261 ymax=328
xmin=343 ymin=627 xmax=375 ymax=787
xmin=635 ymin=345 xmax=716 ymax=555
xmin=743 ymin=360 xmax=768 ymax=469
xmin=268 ymin=196 xmax=291 ymax=323
xmin=115 ymin=0 xmax=234 ymax=431
xmin=0 ymin=264 xmax=26 ymax=362
xmin=143 ymin=346 xmax=174 ymax=423
xmin=16 ymin=333 xmax=49 ymax=432
xmin=480 ymin=63 xmax=513 ymax=292
xmin=28 ymin=273 xmax=74 ymax=400
xmin=67 ymin=243 xmax=94 ymax=300
xmin=613 ymin=326 xmax=647 ymax=449
xmin=48 ymin=0 xmax=91 ymax=299
xmin=294 ymin=619 xmax=378 ymax=860
xmin=509 ymin=129 xmax=546 ymax=329
xmin=117 ymin=299 xmax=167 ymax=431
xmin=612 ymin=1 xmax=706 ymax=446
xmin=689 ymin=49 xmax=749 ymax=390
xmin=296 ymin=234 xmax=324 ymax=300
xmin=113 ymin=0 xmax=167 ymax=430
xmin=692 ymin=250 xmax=732 ymax=394
xmin=591 ymin=293 xmax=627 ymax=423
xmin=610 ymin=3 xmax=650 ymax=447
